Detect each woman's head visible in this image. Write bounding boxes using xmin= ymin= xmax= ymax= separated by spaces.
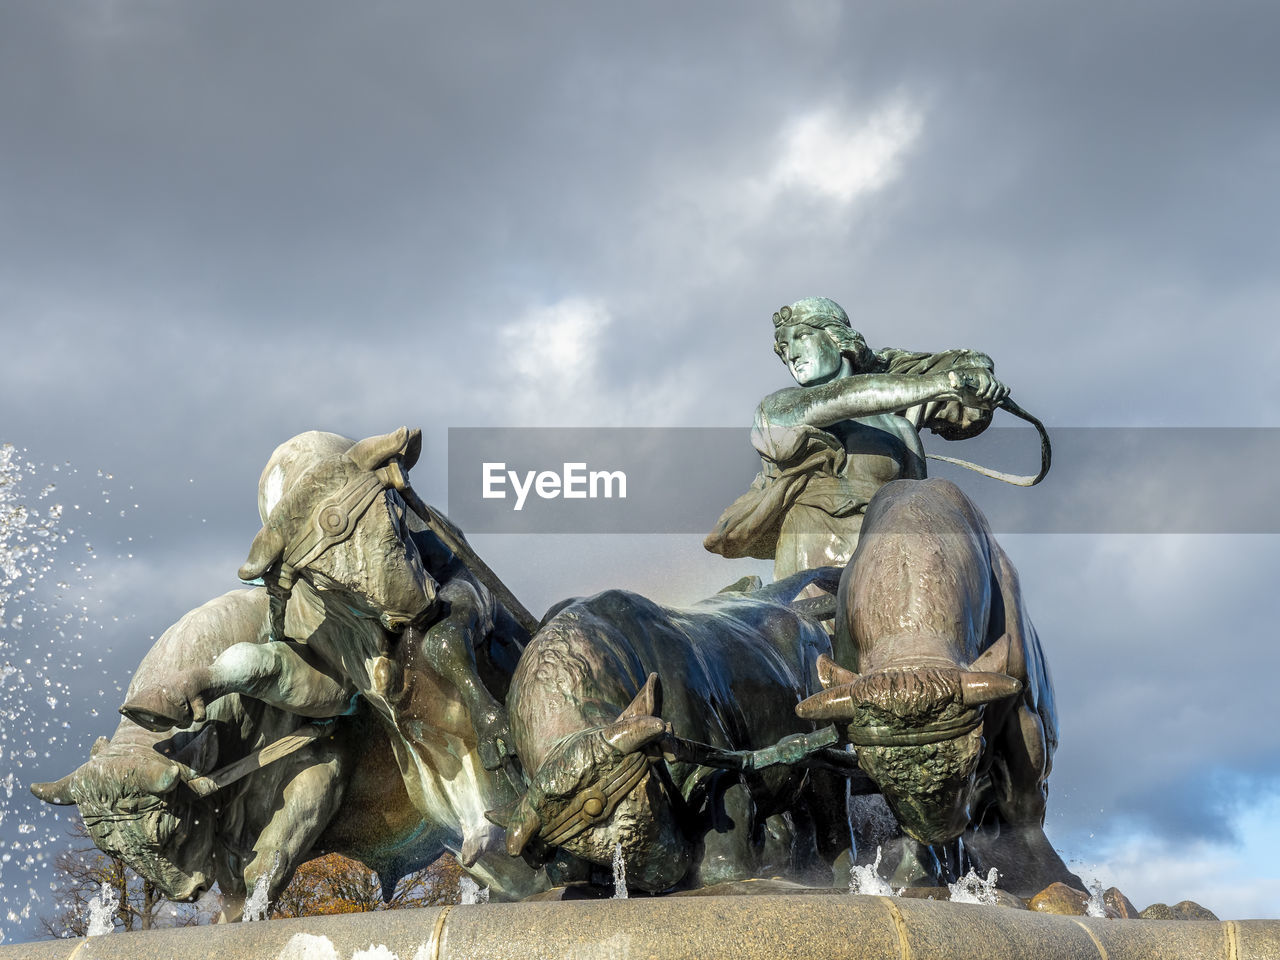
xmin=772 ymin=297 xmax=874 ymax=383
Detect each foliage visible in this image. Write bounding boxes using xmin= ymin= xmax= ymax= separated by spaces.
xmin=39 ymin=816 xmax=465 ymax=934
xmin=271 ymin=853 xmax=464 ymax=917
xmin=37 ymin=818 xmax=211 ymax=939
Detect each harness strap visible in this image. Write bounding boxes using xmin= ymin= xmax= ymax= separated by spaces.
xmin=845 ymin=710 xmax=982 ymax=747
xmin=182 ymin=720 xmax=335 ymax=798
xmin=285 ymin=473 xmax=388 ymax=570
xmin=926 ymin=397 xmax=1052 ymax=486
xmin=539 ymin=751 xmax=650 ymax=847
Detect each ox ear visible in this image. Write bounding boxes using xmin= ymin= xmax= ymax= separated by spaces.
xmin=169 ymin=725 xmax=219 ymax=775
xmin=484 ymin=798 xmax=518 ymax=829
xmin=489 ymin=796 xmax=542 ymax=857
xmin=603 ymin=715 xmax=667 ymax=756
xmin=346 ymin=427 xmax=421 ymax=472
xmin=30 ymin=772 xmax=77 ymax=806
xmin=617 ymin=673 xmax=662 ymax=721
xmin=968 ymin=634 xmax=1011 ymax=675
xmin=402 ymin=429 xmax=422 ymax=470
xmin=816 ymin=653 xmax=860 ymax=690
xmin=238 ymin=524 xmax=285 ymax=583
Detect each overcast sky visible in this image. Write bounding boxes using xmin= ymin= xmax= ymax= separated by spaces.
xmin=2 ymin=0 xmax=1279 ymax=935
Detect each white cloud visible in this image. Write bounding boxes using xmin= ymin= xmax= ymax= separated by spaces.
xmin=493 ymin=298 xmax=612 ymax=425
xmin=501 ymin=297 xmax=608 ymax=393
xmin=491 ymin=298 xmax=693 ymax=427
xmin=1064 ymin=795 xmax=1280 ymax=920
xmin=624 ymin=95 xmax=928 ymax=299
xmin=768 ymin=99 xmax=924 ymax=204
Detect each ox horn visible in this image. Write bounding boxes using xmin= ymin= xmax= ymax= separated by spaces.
xmin=347 ymin=427 xmax=422 ymax=472
xmin=238 ymin=524 xmax=286 ymax=583
xmin=30 ymin=773 xmax=77 ymax=806
xmin=140 ymin=759 xmax=183 ymax=795
xmin=603 ymin=715 xmax=668 ymax=756
xmin=795 ymin=685 xmax=857 ymax=722
xmin=959 ymin=673 xmax=1022 ymax=706
xmin=959 ymin=635 xmax=1022 ymax=706
xmin=816 ymin=653 xmax=860 ymax=690
xmin=968 ymin=634 xmax=1011 ymax=675
xmin=617 ymin=673 xmax=662 ymax=721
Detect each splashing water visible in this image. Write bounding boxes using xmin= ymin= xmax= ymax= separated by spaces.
xmin=843 ymin=745 xmax=857 ymax=861
xmin=243 ymin=852 xmax=282 ymax=922
xmin=276 ymin=933 xmax=340 ymax=960
xmin=458 ymin=876 xmax=489 ymax=905
xmin=350 ymin=947 xmax=398 ymax=960
xmin=849 ymin=846 xmax=896 ymax=896
xmin=85 ymin=882 xmax=118 ymax=936
xmin=0 ymin=447 xmax=111 ymax=943
xmin=243 ymin=874 xmax=272 ymax=922
xmin=948 ymin=867 xmax=1000 ymax=905
xmin=1085 ymin=879 xmax=1107 ymax=918
xmin=612 ymin=843 xmax=628 ymax=899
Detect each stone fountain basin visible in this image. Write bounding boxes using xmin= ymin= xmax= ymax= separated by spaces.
xmin=1 ymin=893 xmax=1275 ymax=960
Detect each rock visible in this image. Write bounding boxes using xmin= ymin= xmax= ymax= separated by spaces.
xmin=1141 ymin=900 xmax=1219 ymax=921
xmin=1027 ymin=882 xmax=1090 ymax=915
xmin=1103 ymin=886 xmax=1140 ymax=919
xmin=1172 ymin=900 xmax=1219 ymax=921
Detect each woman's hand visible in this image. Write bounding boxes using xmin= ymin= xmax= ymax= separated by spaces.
xmin=946 ymin=368 xmax=1009 ymax=407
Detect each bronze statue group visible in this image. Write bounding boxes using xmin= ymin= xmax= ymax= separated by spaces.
xmin=33 ymin=297 xmax=1079 ymax=917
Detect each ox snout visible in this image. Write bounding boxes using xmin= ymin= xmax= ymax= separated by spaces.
xmin=890 ymin=790 xmax=974 ymax=847
xmin=380 ymin=612 xmax=412 ymax=633
xmin=169 ymin=874 xmax=212 ymax=903
xmin=380 ymin=594 xmax=440 ymax=634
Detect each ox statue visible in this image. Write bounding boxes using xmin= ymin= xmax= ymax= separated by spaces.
xmin=34 ymin=427 xmax=549 ymax=913
xmin=120 ymin=428 xmax=521 ymax=776
xmin=489 ymin=570 xmax=855 ymax=894
xmin=31 ymin=588 xmax=543 ymax=918
xmin=797 ymin=477 xmax=1081 ymax=897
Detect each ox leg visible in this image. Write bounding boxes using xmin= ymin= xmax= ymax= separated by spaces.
xmin=694 ymin=779 xmax=761 ymax=886
xmin=962 ymin=704 xmax=1084 ymax=898
xmin=242 ymin=748 xmax=350 ymax=914
xmin=411 ymin=579 xmax=513 ymax=771
xmin=122 ymin=641 xmax=356 ymax=731
xmin=878 ymin=835 xmax=942 ymax=888
xmin=205 ymin=640 xmax=356 ymax=716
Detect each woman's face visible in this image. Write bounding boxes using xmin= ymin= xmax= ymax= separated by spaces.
xmin=776 ymin=323 xmax=844 ymax=386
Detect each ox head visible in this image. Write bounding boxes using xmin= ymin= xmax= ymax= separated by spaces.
xmin=488 ymin=674 xmax=692 ymax=893
xmin=797 ymin=638 xmax=1021 ymax=846
xmin=30 ymin=730 xmax=220 ymax=901
xmin=239 ymin=427 xmax=438 ymax=638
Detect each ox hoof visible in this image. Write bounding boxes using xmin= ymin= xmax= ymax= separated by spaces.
xmin=120 ymin=686 xmax=204 ymax=732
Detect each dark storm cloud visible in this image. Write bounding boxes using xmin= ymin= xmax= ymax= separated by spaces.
xmin=2 ymin=0 xmax=1280 ymax=925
